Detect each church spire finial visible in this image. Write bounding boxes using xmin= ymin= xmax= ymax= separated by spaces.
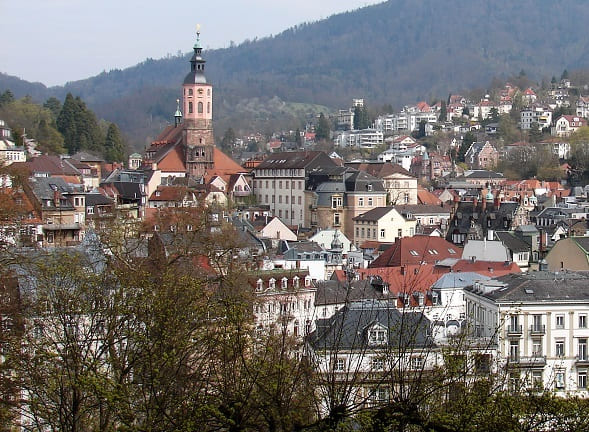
xmin=174 ymin=98 xmax=182 ymax=127
xmin=194 ymin=24 xmax=202 ymax=50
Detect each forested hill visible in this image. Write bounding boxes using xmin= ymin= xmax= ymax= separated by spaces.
xmin=4 ymin=0 xmax=589 ymax=147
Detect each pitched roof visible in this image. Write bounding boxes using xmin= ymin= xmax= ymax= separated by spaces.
xmin=255 ymin=151 xmax=335 ymax=170
xmin=417 ymin=188 xmax=442 ymax=205
xmin=346 ymin=161 xmax=414 ymax=179
xmin=353 ymin=207 xmax=398 ymax=222
xmin=370 ymin=236 xmax=461 ymax=268
xmin=438 ymin=259 xmax=521 ymax=277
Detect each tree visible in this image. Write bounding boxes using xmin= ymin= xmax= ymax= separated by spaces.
xmin=439 ymin=100 xmax=447 ymax=122
xmin=457 ymin=132 xmax=476 ymax=162
xmin=0 ymin=90 xmax=14 ymax=107
xmin=561 ymin=69 xmax=569 ymax=80
xmin=220 ymin=127 xmax=236 ymax=152
xmin=103 ymin=123 xmax=126 ymax=162
xmin=56 ymin=93 xmax=104 ymax=155
xmin=498 ymin=114 xmax=519 ymax=144
xmin=315 ymin=113 xmax=331 ymax=141
xmin=43 ymin=97 xmax=62 ymax=121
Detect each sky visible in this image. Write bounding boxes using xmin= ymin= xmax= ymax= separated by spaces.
xmin=0 ymin=0 xmax=382 ymax=87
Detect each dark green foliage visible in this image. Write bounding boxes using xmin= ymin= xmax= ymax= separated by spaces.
xmin=458 ymin=132 xmax=476 ymax=162
xmin=353 ymin=105 xmax=370 ymax=130
xmin=0 ymin=90 xmax=14 ymax=107
xmin=439 ymin=100 xmax=447 ymax=122
xmin=220 ymin=127 xmax=236 ymax=152
xmin=42 ymin=97 xmax=62 ymax=120
xmin=56 ymin=93 xmax=104 ymax=154
xmin=104 ymin=123 xmax=126 ymax=162
xmin=315 ymin=113 xmax=331 ymax=140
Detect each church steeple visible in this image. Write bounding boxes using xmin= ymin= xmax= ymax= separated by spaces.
xmin=181 ymin=25 xmax=214 ymax=178
xmin=184 ymin=25 xmax=207 ymax=85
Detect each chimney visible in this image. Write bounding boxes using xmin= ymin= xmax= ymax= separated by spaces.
xmin=53 ymin=190 xmax=60 ymax=207
xmin=494 ymin=195 xmax=500 ymax=209
xmin=482 ymin=196 xmax=487 ymax=212
xmin=473 ymin=195 xmax=478 ymax=209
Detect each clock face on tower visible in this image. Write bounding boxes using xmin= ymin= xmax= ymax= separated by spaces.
xmin=197 ymin=88 xmax=204 ymax=94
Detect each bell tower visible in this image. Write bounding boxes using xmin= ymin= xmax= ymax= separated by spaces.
xmin=183 ymin=25 xmax=214 ymax=178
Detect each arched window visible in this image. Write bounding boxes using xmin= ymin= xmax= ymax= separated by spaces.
xmin=198 ymin=102 xmax=203 ymax=113
xmin=293 ymin=276 xmax=300 ymax=288
xmin=188 ymin=102 xmax=193 ymax=114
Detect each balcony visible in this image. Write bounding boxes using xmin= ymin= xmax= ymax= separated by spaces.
xmin=529 ymin=324 xmax=546 ymax=335
xmin=517 ymin=355 xmax=547 ymax=367
xmin=506 ymin=325 xmax=523 ymax=336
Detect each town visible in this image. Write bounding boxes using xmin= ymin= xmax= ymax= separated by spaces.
xmin=2 ymin=29 xmax=589 ymax=431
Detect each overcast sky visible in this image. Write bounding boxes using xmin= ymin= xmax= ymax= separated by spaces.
xmin=0 ymin=0 xmax=382 ymax=87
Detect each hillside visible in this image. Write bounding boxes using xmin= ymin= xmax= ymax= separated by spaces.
xmin=4 ymin=0 xmax=589 ymax=149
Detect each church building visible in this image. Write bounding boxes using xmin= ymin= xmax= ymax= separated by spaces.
xmin=144 ymin=29 xmax=249 ymax=190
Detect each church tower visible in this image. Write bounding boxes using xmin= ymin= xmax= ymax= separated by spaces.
xmin=182 ymin=27 xmax=214 ymax=178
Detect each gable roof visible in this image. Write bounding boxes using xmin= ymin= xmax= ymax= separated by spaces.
xmin=255 ymin=151 xmax=335 ymax=170
xmin=370 ymin=236 xmax=461 ymax=268
xmin=346 ymin=161 xmax=414 ymax=179
xmin=353 ymin=207 xmax=399 ymax=222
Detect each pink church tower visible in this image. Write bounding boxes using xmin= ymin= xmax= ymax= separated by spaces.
xmin=182 ymin=27 xmax=214 ymax=177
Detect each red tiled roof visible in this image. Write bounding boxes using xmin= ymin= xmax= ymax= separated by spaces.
xmin=417 ymin=188 xmax=442 ymax=205
xmin=369 ymin=236 xmax=461 ymax=268
xmin=441 ymin=259 xmax=521 ymax=277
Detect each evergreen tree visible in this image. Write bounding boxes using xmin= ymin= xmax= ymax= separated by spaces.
xmin=353 ymin=105 xmax=362 ymax=130
xmin=0 ymin=90 xmax=14 ymax=107
xmin=220 ymin=127 xmax=236 ymax=152
xmin=56 ymin=93 xmax=80 ymax=154
xmin=439 ymin=100 xmax=447 ymax=122
xmin=315 ymin=113 xmax=331 ymax=140
xmin=43 ymin=97 xmax=62 ymax=121
xmin=295 ymin=128 xmax=302 ymax=146
xmin=104 ymin=123 xmax=126 ymax=162
xmin=458 ymin=131 xmax=476 ymax=162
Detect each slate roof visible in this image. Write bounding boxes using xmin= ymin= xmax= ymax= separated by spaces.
xmin=464 ymin=170 xmax=505 ymax=180
xmin=495 ymin=231 xmax=531 ymax=253
xmin=315 ymin=279 xmax=396 ymax=306
xmin=85 ymin=193 xmax=114 ymax=207
xmin=255 ymin=151 xmax=336 ymax=170
xmin=446 ymin=200 xmax=520 ymax=240
xmin=470 ymin=271 xmax=589 ymax=303
xmin=462 ymin=240 xmax=510 ymax=262
xmin=345 ymin=161 xmax=415 ymax=179
xmin=432 ymin=272 xmax=490 ymax=289
xmin=310 ymin=300 xmax=433 ymax=350
xmin=353 ymin=207 xmax=399 ymax=222
xmin=395 ymin=204 xmax=450 ymax=215
xmin=28 ymin=177 xmax=75 ymax=210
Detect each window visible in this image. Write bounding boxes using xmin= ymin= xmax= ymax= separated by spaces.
xmin=368 ymin=328 xmax=387 ymax=345
xmin=411 ymin=356 xmax=424 ymax=370
xmin=380 ymin=229 xmax=385 ymax=238
xmin=281 ymin=277 xmax=288 ymax=290
xmin=359 ymin=197 xmax=364 ymax=207
xmin=555 ymin=371 xmax=565 ymax=390
xmin=579 ymin=371 xmax=587 ymax=389
xmin=298 ymin=196 xmax=301 ymax=205
xmin=556 ymin=314 xmax=565 ymax=329
xmin=371 ymin=357 xmax=384 ymax=371
xmin=532 ymin=339 xmax=542 ymax=356
xmin=368 ymin=197 xmax=373 ymax=206
xmin=333 ymin=213 xmax=340 ymax=225
xmin=188 ymin=101 xmax=193 ymax=113
xmin=509 ymin=340 xmax=519 ymax=362
xmin=198 ymin=102 xmax=203 ymax=113
xmin=580 ymin=314 xmax=587 ymax=329
xmin=531 ymin=370 xmax=543 ymax=390
xmin=579 ymin=338 xmax=588 ymax=361
xmin=334 ymin=358 xmax=345 ymax=372
xmin=397 ymin=228 xmax=402 ymax=239
xmin=555 ymin=340 xmax=565 ymax=357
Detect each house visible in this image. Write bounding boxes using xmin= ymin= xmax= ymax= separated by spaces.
xmin=352 ymin=207 xmax=417 ymax=248
xmin=544 ymin=237 xmax=589 ymax=271
xmin=346 ymin=161 xmax=418 ymax=205
xmin=394 ymin=204 xmax=451 ymax=235
xmin=552 ymin=115 xmax=587 ymax=137
xmin=369 ymin=236 xmax=461 ymax=268
xmin=309 ymin=229 xmax=354 ymax=256
xmin=308 ymin=300 xmax=436 ymax=411
xmin=306 ymin=166 xmax=387 ymax=241
xmin=494 ymin=230 xmax=532 ymax=269
xmin=576 ymin=96 xmax=589 ymax=119
xmin=251 ymin=269 xmax=315 ymax=340
xmin=0 ymin=120 xmax=26 ymax=165
xmin=253 ymin=216 xmax=297 ymax=242
xmin=465 ymin=270 xmax=589 ymax=396
xmin=23 ymin=177 xmax=86 ymax=247
xmin=464 ymin=141 xmax=499 ymax=170
xmin=253 ymin=151 xmax=337 ymax=227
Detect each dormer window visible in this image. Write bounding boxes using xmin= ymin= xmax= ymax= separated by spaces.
xmin=293 ymin=276 xmax=300 ymax=288
xmin=256 ymin=279 xmax=263 ymax=292
xmin=281 ymin=277 xmax=288 ymax=290
xmin=268 ymin=278 xmax=276 ymax=289
xmin=304 ymin=276 xmax=312 ymax=287
xmin=368 ymin=324 xmax=388 ymax=346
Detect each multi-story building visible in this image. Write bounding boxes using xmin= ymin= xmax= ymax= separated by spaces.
xmin=335 ymin=129 xmax=384 ymax=149
xmin=552 ymin=115 xmax=587 ymax=137
xmin=465 ymin=269 xmax=589 ymax=395
xmin=252 ymin=151 xmax=337 ymax=227
xmin=345 ymin=162 xmax=418 ymax=206
xmin=306 ymin=167 xmax=387 ymax=240
xmin=352 ymin=207 xmax=417 ymax=248
xmin=520 ymin=106 xmax=552 ymax=130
